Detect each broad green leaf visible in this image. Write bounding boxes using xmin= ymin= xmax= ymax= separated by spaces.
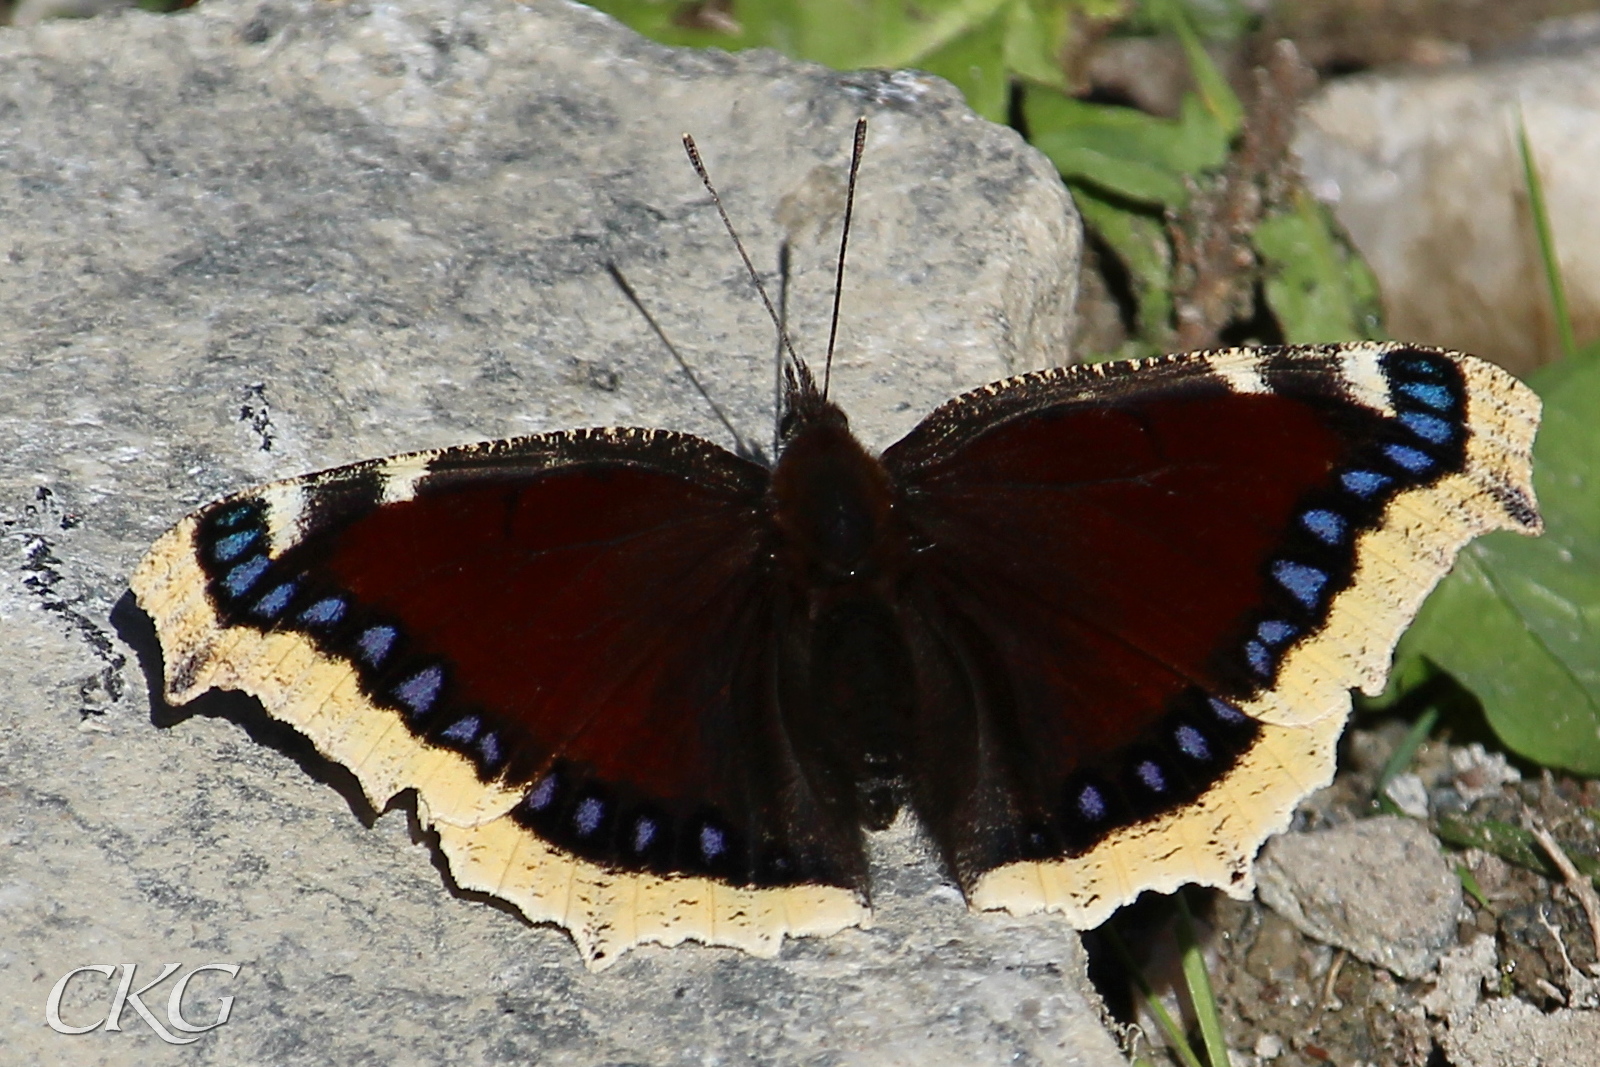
xmin=1397 ymin=353 xmax=1600 ymax=775
xmin=1039 ymin=144 xmax=1188 ymax=204
xmin=1024 ymin=88 xmax=1228 ymax=206
xmin=1254 ymin=192 xmax=1382 ymax=343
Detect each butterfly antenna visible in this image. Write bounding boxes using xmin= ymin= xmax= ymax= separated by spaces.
xmin=605 ymin=262 xmax=761 ymax=461
xmin=773 ymin=240 xmax=791 ymax=460
xmin=682 ymin=134 xmax=805 ymax=383
xmin=823 ymin=117 xmax=867 ymax=400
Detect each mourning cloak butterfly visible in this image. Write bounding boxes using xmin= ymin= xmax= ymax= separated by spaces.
xmin=130 ymin=141 xmax=1542 ymax=970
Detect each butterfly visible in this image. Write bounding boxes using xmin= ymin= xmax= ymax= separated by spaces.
xmin=130 ymin=128 xmax=1542 ymax=970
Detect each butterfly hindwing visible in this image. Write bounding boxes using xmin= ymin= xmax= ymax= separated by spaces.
xmin=131 ymin=427 xmax=871 ymax=967
xmin=879 ymin=343 xmax=1541 ymax=921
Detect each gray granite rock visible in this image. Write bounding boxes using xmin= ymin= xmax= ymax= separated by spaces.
xmin=1294 ymin=45 xmax=1600 ymax=376
xmin=1436 ymin=998 xmax=1600 ymax=1067
xmin=1255 ymin=816 xmax=1461 ymax=980
xmin=0 ymin=1 xmax=1113 ymax=1064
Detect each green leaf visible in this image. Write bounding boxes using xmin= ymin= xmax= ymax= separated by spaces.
xmin=1072 ymin=188 xmax=1172 ymax=339
xmin=1254 ymin=192 xmax=1383 ymax=343
xmin=1143 ymin=0 xmax=1243 ymax=135
xmin=1024 ymin=87 xmax=1228 ymax=206
xmin=1436 ymin=815 xmax=1600 ymax=886
xmin=914 ymin=4 xmax=1012 ymax=122
xmin=1397 ymin=354 xmax=1600 ymax=775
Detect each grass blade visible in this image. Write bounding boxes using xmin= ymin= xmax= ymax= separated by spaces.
xmin=1176 ymin=891 xmax=1232 ymax=1067
xmin=1516 ymin=109 xmax=1576 ymax=361
xmin=1102 ymin=922 xmax=1206 ymax=1067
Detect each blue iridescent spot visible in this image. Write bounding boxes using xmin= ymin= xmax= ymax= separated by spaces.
xmin=1209 ymin=697 xmax=1248 ymax=724
xmin=213 ymin=504 xmax=254 ymax=529
xmin=357 ymin=625 xmax=397 ymax=666
xmin=251 ymin=581 xmax=296 ymax=620
xmin=1175 ymin=724 xmax=1211 ymax=761
xmin=1300 ymin=509 xmax=1348 ymax=545
xmin=699 ymin=824 xmax=726 ymax=861
xmin=222 ymin=555 xmax=269 ymax=597
xmin=1394 ymin=355 xmax=1445 ymax=378
xmin=441 ymin=714 xmax=480 ymax=743
xmin=393 ymin=665 xmax=443 ymax=716
xmin=1399 ymin=381 xmax=1454 ymax=411
xmin=1341 ymin=469 xmax=1393 ymax=498
xmin=298 ymin=597 xmax=346 ymax=626
xmin=1400 ymin=411 xmax=1453 ymax=445
xmin=1245 ymin=639 xmax=1273 ymax=677
xmin=573 ymin=797 xmax=605 ymax=837
xmin=211 ymin=530 xmax=259 ymax=563
xmin=1136 ymin=760 xmax=1168 ymax=794
xmin=477 ymin=732 xmax=501 ymax=766
xmin=1076 ymin=784 xmax=1108 ymax=822
xmin=1384 ymin=443 xmax=1435 ymax=473
xmin=1258 ymin=620 xmax=1297 ymax=645
xmin=1273 ymin=560 xmax=1329 ymax=609
xmin=526 ymin=775 xmax=557 ymax=812
xmin=632 ymin=816 xmax=658 ymax=853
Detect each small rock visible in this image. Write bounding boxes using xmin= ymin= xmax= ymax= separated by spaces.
xmin=1436 ymin=998 xmax=1600 ymax=1067
xmin=1451 ymin=743 xmax=1522 ymax=804
xmin=1256 ymin=816 xmax=1461 ymax=979
xmin=1422 ymin=934 xmax=1499 ymax=1029
xmin=1295 ymin=44 xmax=1600 ymax=375
xmin=1384 ymin=772 xmax=1431 ymax=818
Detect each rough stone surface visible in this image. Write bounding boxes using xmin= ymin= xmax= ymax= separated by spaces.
xmin=1436 ymin=997 xmax=1600 ymax=1067
xmin=0 ymin=1 xmax=1110 ymax=1064
xmin=1255 ymin=815 xmax=1461 ymax=980
xmin=1294 ymin=44 xmax=1600 ymax=376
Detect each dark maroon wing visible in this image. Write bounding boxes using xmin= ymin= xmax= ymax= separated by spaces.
xmin=879 ymin=344 xmax=1540 ymax=905
xmin=160 ymin=427 xmax=868 ymax=897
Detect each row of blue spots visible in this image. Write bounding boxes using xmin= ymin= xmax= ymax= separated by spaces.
xmin=519 ymin=772 xmax=728 ymax=865
xmin=1066 ymin=696 xmax=1253 ymax=829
